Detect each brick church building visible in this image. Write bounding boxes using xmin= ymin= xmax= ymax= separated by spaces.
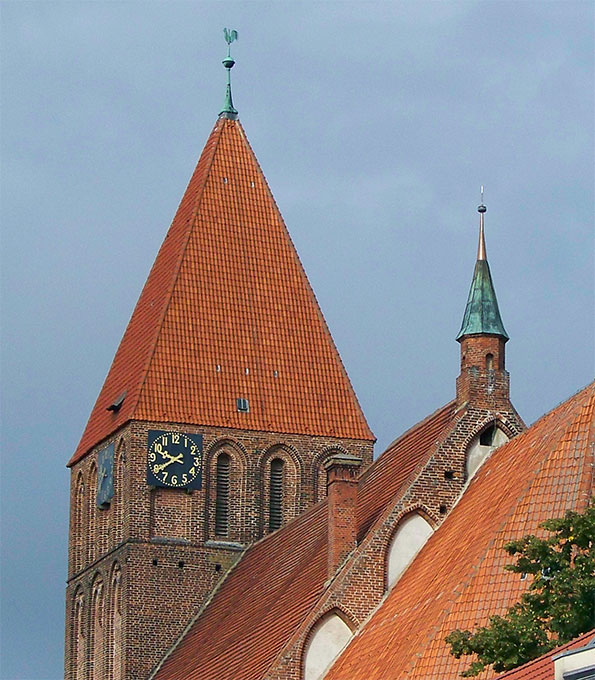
xmin=65 ymin=49 xmax=594 ymax=680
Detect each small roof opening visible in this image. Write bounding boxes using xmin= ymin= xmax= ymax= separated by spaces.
xmin=107 ymin=391 xmax=126 ymax=412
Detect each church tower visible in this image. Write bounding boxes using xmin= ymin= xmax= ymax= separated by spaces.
xmin=64 ymin=40 xmax=374 ymax=680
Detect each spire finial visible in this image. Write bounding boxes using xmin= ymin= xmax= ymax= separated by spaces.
xmin=220 ymin=28 xmax=239 ymax=120
xmin=477 ymin=185 xmax=487 ymax=261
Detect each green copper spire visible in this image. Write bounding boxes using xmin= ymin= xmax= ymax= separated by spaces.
xmin=220 ymin=28 xmax=238 ymax=119
xmin=456 ymin=196 xmax=509 ymax=342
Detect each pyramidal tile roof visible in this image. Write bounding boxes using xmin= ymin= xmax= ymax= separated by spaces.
xmin=325 ymin=381 xmax=594 ymax=680
xmin=70 ymin=117 xmax=373 ymax=465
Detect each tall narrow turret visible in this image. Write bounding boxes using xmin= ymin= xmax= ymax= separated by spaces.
xmin=456 ymin=197 xmax=511 ymax=409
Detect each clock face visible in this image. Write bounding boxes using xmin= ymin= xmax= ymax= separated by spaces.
xmin=147 ymin=430 xmax=203 ymax=489
xmin=97 ymin=443 xmax=115 ymax=508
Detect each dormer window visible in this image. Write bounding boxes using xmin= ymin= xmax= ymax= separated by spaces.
xmin=236 ymin=398 xmax=249 ymax=413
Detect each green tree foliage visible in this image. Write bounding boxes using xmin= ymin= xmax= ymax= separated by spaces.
xmin=445 ymin=504 xmax=595 ymax=677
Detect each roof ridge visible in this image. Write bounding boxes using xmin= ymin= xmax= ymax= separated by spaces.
xmin=135 ymin=120 xmax=225 ymax=415
xmin=497 ymin=630 xmax=595 ymax=678
xmin=234 ymin=121 xmax=374 ymax=440
xmin=526 ymin=379 xmax=595 ymax=429
xmin=358 ymin=400 xmax=455 ymax=487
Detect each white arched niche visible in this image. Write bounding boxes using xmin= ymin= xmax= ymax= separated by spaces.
xmin=386 ymin=513 xmax=433 ymax=589
xmin=303 ymin=612 xmax=353 ymax=680
xmin=466 ymin=423 xmax=509 ymax=480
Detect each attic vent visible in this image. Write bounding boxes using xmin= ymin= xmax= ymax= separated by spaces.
xmin=480 ymin=425 xmax=496 ymax=446
xmin=250 ymin=181 xmax=255 ymax=188
xmin=273 ymin=370 xmax=278 ymax=378
xmin=236 ymin=398 xmax=249 ymax=413
xmin=107 ymin=391 xmax=126 ymax=412
xmin=244 ymin=368 xmax=250 ymax=375
xmin=222 ymin=177 xmax=228 ymax=184
xmin=215 ymin=453 xmax=230 ymax=537
xmin=269 ymin=458 xmax=284 ymax=532
xmin=216 ymin=364 xmax=221 ymax=372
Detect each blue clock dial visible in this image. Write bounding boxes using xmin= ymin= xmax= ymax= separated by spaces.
xmin=147 ymin=430 xmax=203 ymax=489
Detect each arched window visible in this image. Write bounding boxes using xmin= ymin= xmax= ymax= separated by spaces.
xmin=486 ymin=353 xmax=494 ymax=370
xmin=87 ymin=463 xmax=97 ymax=565
xmin=111 ymin=565 xmax=123 ymax=680
xmin=466 ymin=423 xmax=509 ymax=480
xmin=269 ymin=458 xmax=284 ymax=532
xmin=303 ymin=612 xmax=353 ymax=680
xmin=73 ymin=589 xmax=86 ymax=680
xmin=90 ymin=577 xmax=105 ymax=680
xmin=114 ymin=444 xmax=126 ymax=546
xmin=215 ymin=453 xmax=230 ymax=537
xmin=74 ymin=474 xmax=85 ymax=573
xmin=386 ymin=513 xmax=433 ymax=589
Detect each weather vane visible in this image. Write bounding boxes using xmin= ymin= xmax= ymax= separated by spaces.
xmin=224 ymin=28 xmax=238 ymax=55
xmin=220 ymin=28 xmax=239 ymax=119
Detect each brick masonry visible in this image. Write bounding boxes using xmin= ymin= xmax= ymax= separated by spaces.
xmin=261 ymin=336 xmax=524 ymax=680
xmin=65 ymin=420 xmax=373 ymax=680
xmin=65 ymin=333 xmax=522 ymax=680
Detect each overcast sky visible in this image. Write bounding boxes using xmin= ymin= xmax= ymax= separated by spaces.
xmin=1 ymin=2 xmax=593 ymax=678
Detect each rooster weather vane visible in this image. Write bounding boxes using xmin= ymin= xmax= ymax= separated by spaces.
xmin=224 ymin=28 xmax=238 ymax=51
xmin=220 ymin=29 xmax=239 ymax=118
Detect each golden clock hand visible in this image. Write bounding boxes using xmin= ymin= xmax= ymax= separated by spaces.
xmin=153 ymin=454 xmax=183 ymax=473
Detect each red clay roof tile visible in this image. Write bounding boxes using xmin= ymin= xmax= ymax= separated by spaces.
xmin=325 ymin=382 xmax=594 ymax=680
xmin=357 ymin=400 xmax=457 ymax=539
xmin=496 ymin=630 xmax=594 ymax=680
xmin=150 ymin=398 xmax=463 ymax=680
xmin=153 ymin=500 xmax=329 ymax=680
xmin=69 ymin=118 xmax=373 ymax=465
xmin=149 ymin=380 xmax=593 ymax=680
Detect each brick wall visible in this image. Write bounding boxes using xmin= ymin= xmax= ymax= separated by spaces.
xmin=65 ymin=420 xmax=373 ymax=679
xmin=263 ymin=387 xmax=524 ymax=680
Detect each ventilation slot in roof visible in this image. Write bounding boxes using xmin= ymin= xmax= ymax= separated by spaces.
xmin=107 ymin=391 xmax=126 ymax=412
xmin=236 ymin=398 xmax=249 ymax=412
